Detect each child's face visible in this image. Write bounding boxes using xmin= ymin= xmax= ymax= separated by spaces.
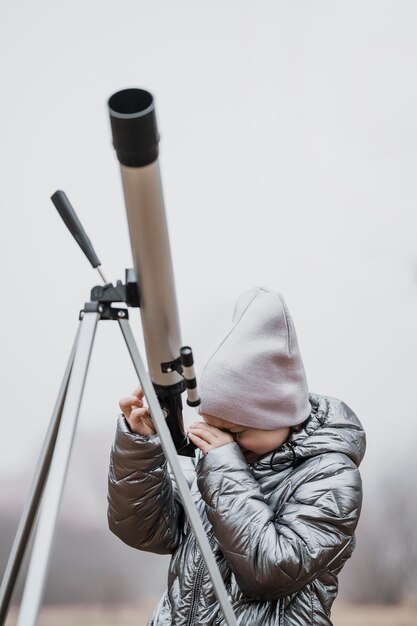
xmin=201 ymin=413 xmax=290 ymax=458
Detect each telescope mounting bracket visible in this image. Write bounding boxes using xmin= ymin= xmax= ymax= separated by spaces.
xmin=90 ymin=268 xmax=140 ymax=308
xmin=161 ymin=356 xmax=183 ymax=375
xmin=79 ymin=302 xmax=129 ymax=322
xmin=81 ymin=268 xmax=141 ymax=320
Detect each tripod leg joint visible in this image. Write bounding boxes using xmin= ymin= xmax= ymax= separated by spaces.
xmin=80 ymin=302 xmax=129 ymax=321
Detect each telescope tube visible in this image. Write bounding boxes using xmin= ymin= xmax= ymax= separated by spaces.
xmin=108 ymin=88 xmax=193 ymax=455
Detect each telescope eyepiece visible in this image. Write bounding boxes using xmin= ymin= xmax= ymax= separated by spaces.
xmin=108 ymin=88 xmax=159 ymax=167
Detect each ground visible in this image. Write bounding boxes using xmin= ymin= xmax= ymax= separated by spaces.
xmin=5 ymin=602 xmax=417 ymax=625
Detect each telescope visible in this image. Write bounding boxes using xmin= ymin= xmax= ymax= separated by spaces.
xmin=0 ymin=88 xmax=238 ymax=626
xmin=108 ymin=88 xmax=198 ymax=456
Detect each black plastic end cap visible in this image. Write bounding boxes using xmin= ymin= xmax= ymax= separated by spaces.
xmin=180 ymin=346 xmax=194 ymax=367
xmin=186 ymin=399 xmax=201 ymax=408
xmin=108 ymin=88 xmax=159 ymax=167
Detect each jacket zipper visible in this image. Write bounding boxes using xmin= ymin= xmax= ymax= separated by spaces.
xmin=186 ymin=535 xmax=217 ymax=626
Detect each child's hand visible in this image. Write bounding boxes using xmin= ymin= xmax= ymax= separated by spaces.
xmin=119 ymin=386 xmax=156 ymax=436
xmin=187 ymin=422 xmax=234 ymax=455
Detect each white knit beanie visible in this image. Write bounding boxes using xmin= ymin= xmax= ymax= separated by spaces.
xmin=197 ymin=287 xmax=311 ymax=429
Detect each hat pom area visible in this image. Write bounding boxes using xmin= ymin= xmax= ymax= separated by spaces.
xmin=197 ymin=287 xmax=311 ymax=429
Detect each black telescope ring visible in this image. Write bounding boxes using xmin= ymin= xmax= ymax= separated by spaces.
xmin=108 ymin=88 xmax=159 ymax=167
xmin=108 ymin=89 xmax=154 ymax=118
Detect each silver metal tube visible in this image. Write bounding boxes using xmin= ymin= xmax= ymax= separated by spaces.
xmin=119 ymin=161 xmax=182 ymax=386
xmin=97 ymin=266 xmax=107 ymax=285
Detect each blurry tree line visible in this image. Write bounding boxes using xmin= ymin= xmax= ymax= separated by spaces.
xmin=0 ymin=514 xmax=169 ymax=605
xmin=341 ymin=452 xmax=417 ymax=604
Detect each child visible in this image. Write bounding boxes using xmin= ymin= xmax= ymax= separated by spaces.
xmin=108 ymin=287 xmax=366 ymax=625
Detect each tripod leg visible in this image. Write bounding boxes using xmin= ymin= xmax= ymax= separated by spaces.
xmin=16 ymin=312 xmax=100 ymax=626
xmin=0 ymin=327 xmax=80 ymax=625
xmin=118 ymin=319 xmax=238 ymax=626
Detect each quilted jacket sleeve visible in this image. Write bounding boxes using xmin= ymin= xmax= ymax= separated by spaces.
xmin=197 ymin=442 xmax=362 ymax=601
xmin=107 ymin=415 xmax=184 ymax=555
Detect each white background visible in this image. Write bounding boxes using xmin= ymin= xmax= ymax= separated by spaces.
xmin=1 ymin=0 xmax=416 ymax=604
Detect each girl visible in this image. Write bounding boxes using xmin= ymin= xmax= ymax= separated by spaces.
xmin=108 ymin=287 xmax=366 ymax=625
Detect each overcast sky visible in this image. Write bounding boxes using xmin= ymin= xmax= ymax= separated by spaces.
xmin=1 ymin=1 xmax=416 ymax=535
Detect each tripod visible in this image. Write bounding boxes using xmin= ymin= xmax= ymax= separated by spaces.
xmin=0 ymin=291 xmax=238 ymax=626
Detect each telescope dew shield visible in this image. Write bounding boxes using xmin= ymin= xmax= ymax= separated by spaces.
xmin=109 ymin=88 xmax=193 ymax=455
xmin=108 ymin=89 xmax=159 ymax=167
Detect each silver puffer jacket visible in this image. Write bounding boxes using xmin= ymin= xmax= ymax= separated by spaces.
xmin=108 ymin=393 xmax=366 ymax=626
